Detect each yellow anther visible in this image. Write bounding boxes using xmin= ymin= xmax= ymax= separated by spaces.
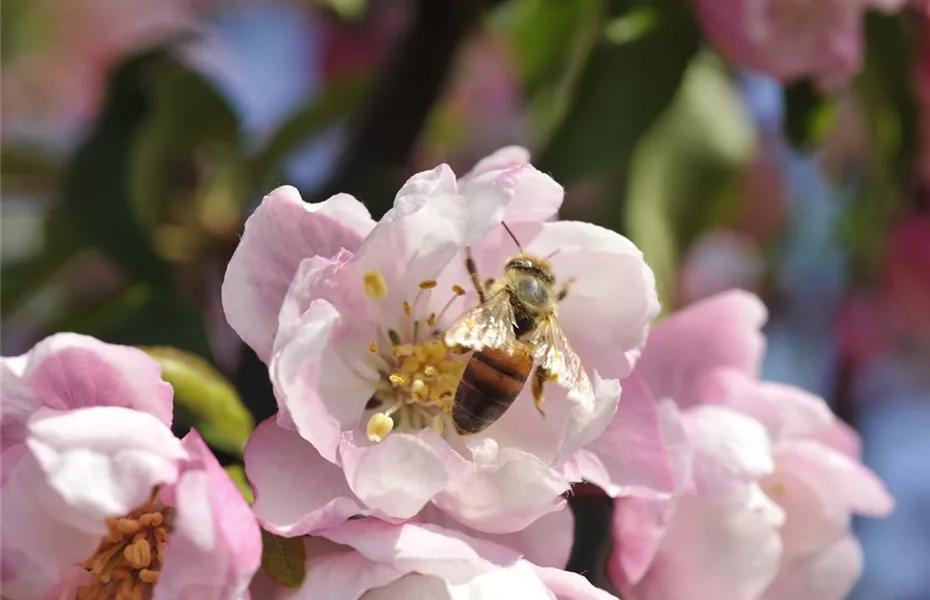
xmin=419 ymin=280 xmax=438 ymax=289
xmin=367 ymin=413 xmax=395 ymax=442
xmin=117 ymin=518 xmax=140 ymax=535
xmin=389 ymin=373 xmax=405 ymax=386
xmin=411 ymin=379 xmax=427 ymax=396
xmin=368 ymin=341 xmax=378 ymax=353
xmin=402 ymin=300 xmax=412 ymax=316
xmin=363 ymin=270 xmax=389 ymax=300
xmin=430 ymin=414 xmax=445 ymax=435
xmin=139 ymin=569 xmax=160 ymax=584
xmin=423 ymin=365 xmax=439 ymax=378
xmin=426 ymin=312 xmax=437 ymax=327
xmin=392 ymin=344 xmax=415 ymax=357
xmin=452 ymin=285 xmax=466 ymax=295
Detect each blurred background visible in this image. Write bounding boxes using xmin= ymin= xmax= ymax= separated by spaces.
xmin=2 ymin=1 xmax=928 ymax=598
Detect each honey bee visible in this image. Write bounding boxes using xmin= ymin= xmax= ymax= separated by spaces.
xmin=443 ymin=224 xmax=594 ymax=435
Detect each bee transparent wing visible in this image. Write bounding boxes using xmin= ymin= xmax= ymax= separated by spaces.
xmin=530 ymin=315 xmax=595 ymax=406
xmin=444 ymin=290 xmax=516 ymax=351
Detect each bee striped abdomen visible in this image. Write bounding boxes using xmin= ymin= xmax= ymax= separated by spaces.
xmin=453 ymin=346 xmax=532 ymax=435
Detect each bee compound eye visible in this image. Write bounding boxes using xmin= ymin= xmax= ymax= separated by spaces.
xmin=517 ymin=277 xmax=548 ymax=306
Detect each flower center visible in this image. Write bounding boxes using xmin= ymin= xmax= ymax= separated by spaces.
xmin=361 ymin=270 xmax=468 ymax=442
xmin=76 ymin=493 xmax=172 ymax=600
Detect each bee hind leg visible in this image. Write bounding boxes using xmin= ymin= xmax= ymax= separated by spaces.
xmin=531 ymin=365 xmax=550 ymax=417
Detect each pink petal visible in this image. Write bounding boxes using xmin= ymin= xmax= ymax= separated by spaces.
xmin=625 ymin=485 xmax=784 ymax=600
xmin=656 ymin=399 xmax=694 ymax=494
xmin=2 ymin=333 xmax=173 ymax=454
xmin=297 ymin=545 xmax=404 ymax=600
xmin=609 ymin=496 xmax=677 ymax=586
xmin=684 ymin=405 xmax=774 ymax=501
xmin=698 ymin=368 xmax=834 ymax=442
xmin=1 ymin=453 xmax=101 ymax=599
xmin=270 ymin=297 xmax=373 ymax=463
xmin=245 ymin=417 xmax=365 ymax=536
xmin=522 ymin=221 xmax=660 ymax=381
xmin=636 ymin=290 xmax=767 ymax=408
xmin=432 ymin=439 xmax=570 ymax=534
xmin=762 ymin=535 xmax=863 ymax=600
xmin=461 ymin=146 xmax=531 ymax=179
xmin=320 ymin=520 xmax=521 ymax=584
xmin=155 ymin=431 xmax=261 ymax=600
xmin=810 ymin=419 xmax=862 ymax=460
xmin=775 ymin=440 xmax=894 ymax=518
xmin=222 ymin=186 xmax=373 ymax=362
xmin=578 ymin=375 xmax=676 ymax=498
xmin=533 ymin=565 xmax=619 ymax=600
xmin=339 ymin=432 xmax=450 ymax=520
xmin=26 ymin=406 xmax=186 ymax=524
xmin=421 ymin=490 xmax=574 ymax=567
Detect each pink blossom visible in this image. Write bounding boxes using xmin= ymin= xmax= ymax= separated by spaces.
xmin=1 ymin=333 xmax=261 ymax=600
xmin=249 ymin=518 xmax=616 ymax=600
xmin=691 ymin=0 xmax=910 ymax=89
xmin=225 ymin=147 xmax=661 ymax=536
xmin=606 ymin=291 xmax=894 ymax=600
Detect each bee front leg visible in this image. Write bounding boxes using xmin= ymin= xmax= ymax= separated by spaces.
xmin=556 ymin=277 xmax=576 ymax=303
xmin=531 ymin=365 xmax=550 ymax=417
xmin=465 ymin=248 xmax=487 ymax=303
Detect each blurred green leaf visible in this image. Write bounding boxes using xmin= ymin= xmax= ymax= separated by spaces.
xmin=625 ymin=53 xmax=756 ymax=309
xmin=783 ymin=79 xmax=837 ymax=151
xmin=261 ymin=530 xmax=307 ymax=589
xmin=224 ymin=465 xmax=255 ymax=504
xmin=248 ymin=77 xmax=371 ymax=191
xmin=141 ymin=345 xmax=254 ymax=456
xmin=1 ymin=209 xmax=88 ymax=317
xmin=537 ymin=0 xmax=699 ymax=187
xmin=844 ymin=12 xmax=919 ymax=277
xmin=1 ymin=145 xmax=61 ymax=196
xmin=318 ymin=0 xmax=368 ymax=20
xmin=60 ymin=47 xmax=173 ymax=284
xmin=129 ymin=57 xmax=243 ymax=232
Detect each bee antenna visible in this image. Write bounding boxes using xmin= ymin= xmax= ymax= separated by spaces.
xmin=545 ymin=249 xmax=561 ymax=259
xmin=501 ymin=221 xmax=524 ymax=253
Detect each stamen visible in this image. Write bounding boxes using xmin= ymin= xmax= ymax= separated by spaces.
xmin=452 ymin=285 xmax=466 ymax=296
xmin=430 ymin=414 xmax=445 ymax=435
xmin=418 ymin=280 xmax=438 ymax=289
xmin=363 ymin=270 xmax=389 ymax=300
xmin=389 ymin=374 xmax=405 ymax=386
xmin=388 ymin=329 xmax=402 ymax=346
xmin=367 ymin=413 xmax=395 ymax=442
xmin=402 ymin=300 xmax=412 ymax=316
xmin=423 ymin=365 xmax=439 ymax=378
xmin=368 ymin=341 xmax=378 ymax=353
xmin=426 ymin=312 xmax=437 ymax=327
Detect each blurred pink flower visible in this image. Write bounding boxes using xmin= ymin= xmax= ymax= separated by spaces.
xmin=1 ymin=0 xmax=200 ymax=138
xmin=678 ymin=230 xmax=766 ymax=305
xmin=1 ymin=333 xmax=261 ymax=600
xmin=224 ymin=147 xmax=661 ymax=535
xmin=606 ymin=291 xmax=893 ymax=600
xmin=691 ymin=0 xmax=909 ymax=89
xmin=249 ymin=518 xmax=617 ymax=600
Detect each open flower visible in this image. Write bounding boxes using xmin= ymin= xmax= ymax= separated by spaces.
xmin=225 ymin=147 xmax=660 ymax=535
xmin=605 ymin=291 xmax=894 ymax=600
xmin=1 ymin=333 xmax=261 ymax=600
xmin=692 ymin=0 xmax=910 ymax=89
xmin=249 ymin=518 xmax=616 ymax=600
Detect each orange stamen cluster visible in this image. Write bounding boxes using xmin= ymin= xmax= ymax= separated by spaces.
xmin=76 ymin=495 xmax=172 ymax=600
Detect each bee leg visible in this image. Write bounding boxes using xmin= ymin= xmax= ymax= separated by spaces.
xmin=556 ymin=277 xmax=576 ymax=303
xmin=531 ymin=365 xmax=549 ymax=417
xmin=465 ymin=248 xmax=487 ymax=303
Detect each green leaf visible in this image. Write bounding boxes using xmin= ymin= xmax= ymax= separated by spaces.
xmin=141 ymin=346 xmax=254 ymax=456
xmin=247 ymin=77 xmax=370 ymax=191
xmin=261 ymin=530 xmax=307 ymax=589
xmin=537 ymin=0 xmax=699 ymax=187
xmin=782 ymin=79 xmax=837 ymax=151
xmin=1 ymin=144 xmax=61 ymax=196
xmin=60 ymin=46 xmax=174 ymax=284
xmin=224 ymin=465 xmax=254 ymax=504
xmin=129 ymin=57 xmax=243 ymax=233
xmin=625 ymin=52 xmax=756 ymax=309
